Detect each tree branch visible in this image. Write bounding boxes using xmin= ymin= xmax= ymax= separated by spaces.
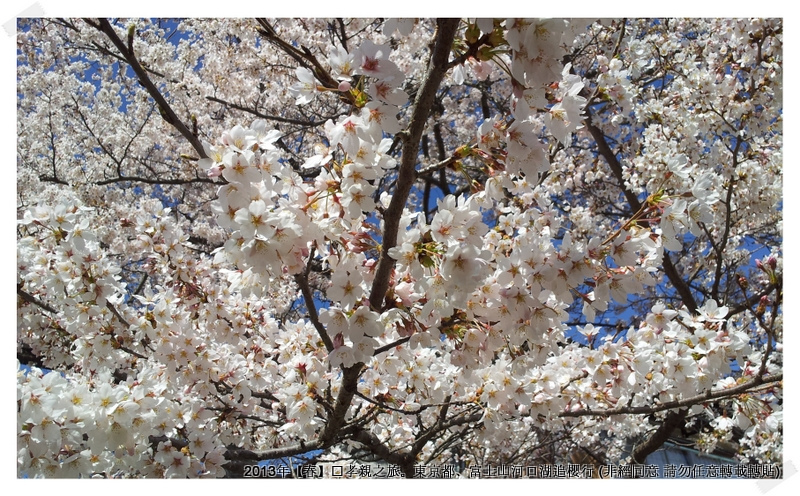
xmin=631 ymin=408 xmax=687 ymax=464
xmin=560 ymin=372 xmax=782 ymax=418
xmin=237 ymin=22 xmax=463 ymax=475
xmin=17 ymin=286 xmax=58 ymax=314
xmin=584 ymin=117 xmax=698 ymax=313
xmin=89 ymin=19 xmax=208 ymax=159
xmin=206 ymin=96 xmax=325 ymax=127
xmin=294 ymin=249 xmax=334 ymax=353
xmin=711 ymin=179 xmax=737 ymax=301
xmin=368 ymin=18 xmax=460 ymax=312
xmin=373 ymin=336 xmax=410 ymax=356
xmin=94 ymin=175 xmax=216 ymax=186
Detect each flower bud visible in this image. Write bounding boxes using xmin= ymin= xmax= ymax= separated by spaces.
xmin=207 ymin=165 xmax=222 ymax=178
xmin=756 ymin=295 xmax=769 ymax=316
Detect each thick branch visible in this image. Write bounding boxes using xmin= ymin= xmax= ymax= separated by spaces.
xmin=368 ymin=18 xmax=460 ymax=311
xmin=351 ymin=427 xmax=413 ymax=469
xmin=411 ymin=395 xmax=453 ymax=456
xmin=225 ymin=364 xmax=366 ymax=468
xmin=317 ymin=364 xmax=364 ymax=446
xmin=584 ymin=119 xmax=641 ymax=212
xmin=631 ymin=408 xmax=687 ymax=464
xmin=232 ymin=22 xmax=462 ymax=473
xmin=90 ymin=19 xmax=207 ymax=159
xmin=225 ymin=441 xmax=322 ymax=464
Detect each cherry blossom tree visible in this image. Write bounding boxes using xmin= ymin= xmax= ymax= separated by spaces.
xmin=17 ymin=17 xmax=782 ymax=478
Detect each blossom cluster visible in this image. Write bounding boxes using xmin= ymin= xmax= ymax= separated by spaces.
xmin=17 ymin=18 xmax=782 ymax=477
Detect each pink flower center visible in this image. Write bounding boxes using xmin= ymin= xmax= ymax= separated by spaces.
xmin=362 ymin=57 xmax=379 ymax=72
